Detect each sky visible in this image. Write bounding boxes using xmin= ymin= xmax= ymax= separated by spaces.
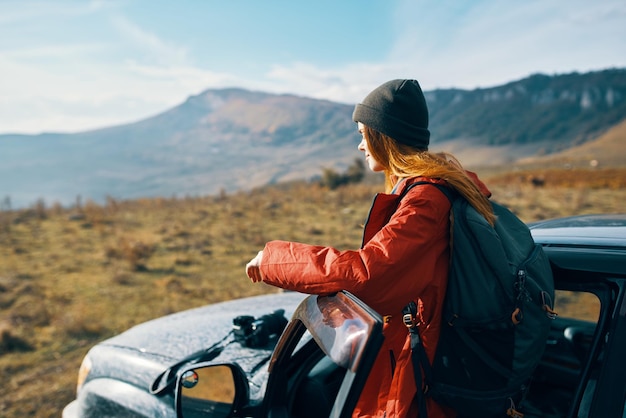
xmin=1 ymin=0 xmax=625 ymax=135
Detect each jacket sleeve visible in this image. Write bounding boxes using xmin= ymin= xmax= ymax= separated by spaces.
xmin=259 ymin=185 xmax=451 ymax=312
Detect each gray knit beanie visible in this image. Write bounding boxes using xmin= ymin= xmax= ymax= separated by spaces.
xmin=352 ymin=79 xmax=430 ymax=150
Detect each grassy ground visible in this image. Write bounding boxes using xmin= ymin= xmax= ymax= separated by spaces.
xmin=0 ymin=167 xmax=624 ymax=417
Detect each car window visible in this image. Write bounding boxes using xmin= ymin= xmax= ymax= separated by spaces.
xmin=554 ymin=289 xmax=600 ymax=322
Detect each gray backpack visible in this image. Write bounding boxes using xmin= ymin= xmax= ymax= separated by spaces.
xmin=401 ymin=182 xmax=556 ymax=418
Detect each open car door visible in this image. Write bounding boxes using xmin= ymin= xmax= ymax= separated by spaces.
xmin=260 ymin=291 xmax=384 ymax=418
xmin=175 ymin=291 xmax=384 ymax=418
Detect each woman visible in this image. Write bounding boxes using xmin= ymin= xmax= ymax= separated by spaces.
xmin=246 ymin=79 xmax=494 ymax=417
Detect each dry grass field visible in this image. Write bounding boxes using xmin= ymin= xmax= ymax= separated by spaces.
xmin=0 ymin=166 xmax=625 ymax=417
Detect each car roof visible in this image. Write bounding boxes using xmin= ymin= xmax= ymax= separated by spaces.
xmin=529 ymin=214 xmax=626 ymax=248
xmin=529 ymin=214 xmax=626 ymax=277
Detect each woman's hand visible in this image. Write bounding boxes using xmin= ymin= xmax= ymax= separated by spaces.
xmin=246 ymin=250 xmax=264 ymax=283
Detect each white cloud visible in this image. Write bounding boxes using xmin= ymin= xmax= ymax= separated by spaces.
xmin=385 ymin=0 xmax=626 ymax=89
xmin=0 ymin=4 xmax=206 ymax=133
xmin=0 ymin=0 xmax=109 ymax=24
xmin=263 ymin=61 xmax=406 ymax=104
xmin=2 ymin=42 xmax=109 ymax=60
xmin=111 ymin=15 xmax=190 ymax=67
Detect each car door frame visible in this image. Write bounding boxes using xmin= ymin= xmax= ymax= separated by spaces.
xmin=259 ymin=291 xmax=384 ymax=418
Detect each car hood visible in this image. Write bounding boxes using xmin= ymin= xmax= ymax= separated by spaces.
xmin=84 ymin=291 xmax=306 ymax=394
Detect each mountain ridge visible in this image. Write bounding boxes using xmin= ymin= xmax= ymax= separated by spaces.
xmin=1 ymin=68 xmax=624 ymax=208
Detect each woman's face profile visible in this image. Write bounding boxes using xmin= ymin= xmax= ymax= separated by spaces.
xmin=357 ymin=123 xmax=384 ymax=172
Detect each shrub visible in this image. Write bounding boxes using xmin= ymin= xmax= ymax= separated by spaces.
xmin=320 ymin=158 xmax=365 ymax=190
xmin=107 ymin=238 xmax=157 ymax=271
xmin=0 ymin=325 xmax=33 ymax=354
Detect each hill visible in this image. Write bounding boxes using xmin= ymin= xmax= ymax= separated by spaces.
xmin=0 ymin=69 xmax=624 ymax=208
xmin=517 ymin=118 xmax=626 ymax=168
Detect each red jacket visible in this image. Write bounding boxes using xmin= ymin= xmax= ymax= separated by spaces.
xmin=260 ymin=175 xmax=490 ymax=417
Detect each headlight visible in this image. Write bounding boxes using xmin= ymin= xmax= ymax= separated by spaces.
xmin=76 ymin=355 xmax=92 ymax=395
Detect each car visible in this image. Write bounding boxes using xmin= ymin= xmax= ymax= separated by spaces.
xmin=62 ymin=214 xmax=626 ymax=418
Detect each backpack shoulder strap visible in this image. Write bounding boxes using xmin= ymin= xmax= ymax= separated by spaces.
xmin=402 ymin=301 xmax=431 ymax=418
xmin=400 ymin=180 xmax=456 ymax=204
xmin=399 ymin=180 xmax=457 ymax=418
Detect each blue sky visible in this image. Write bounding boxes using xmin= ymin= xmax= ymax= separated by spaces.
xmin=1 ymin=0 xmax=625 ymax=135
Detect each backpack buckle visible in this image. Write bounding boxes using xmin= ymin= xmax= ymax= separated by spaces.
xmin=402 ymin=301 xmax=418 ymax=328
xmin=403 ymin=312 xmax=417 ymax=328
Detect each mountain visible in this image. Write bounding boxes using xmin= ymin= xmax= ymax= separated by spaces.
xmin=426 ymin=68 xmax=626 ymax=166
xmin=1 ymin=69 xmax=624 ymax=208
xmin=0 ymin=89 xmax=359 ymax=208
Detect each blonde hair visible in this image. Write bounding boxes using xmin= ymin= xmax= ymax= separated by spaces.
xmin=364 ymin=125 xmax=496 ymax=225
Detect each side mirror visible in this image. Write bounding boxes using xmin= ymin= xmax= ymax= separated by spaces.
xmin=175 ymin=363 xmax=249 ymax=418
